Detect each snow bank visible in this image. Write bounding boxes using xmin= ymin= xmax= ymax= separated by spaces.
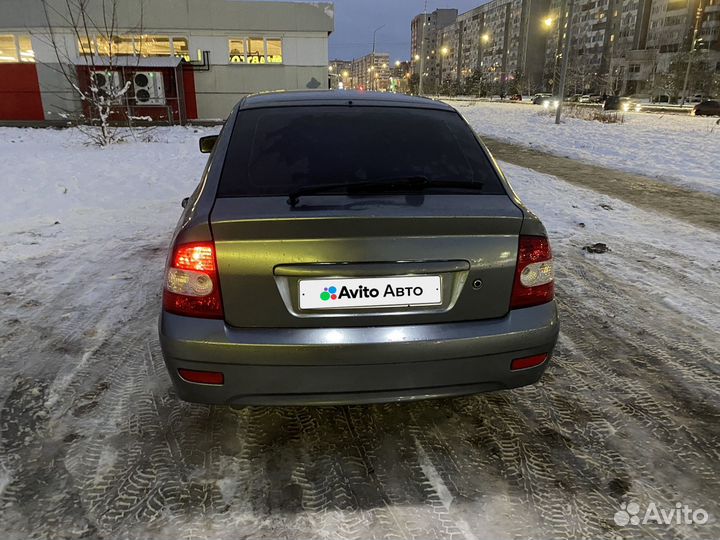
xmin=449 ymin=100 xmax=720 ymax=195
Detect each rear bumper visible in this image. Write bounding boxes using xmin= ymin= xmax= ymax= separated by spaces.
xmin=159 ymin=301 xmax=559 ymax=405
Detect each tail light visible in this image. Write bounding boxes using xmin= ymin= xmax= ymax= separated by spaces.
xmin=510 ymin=235 xmax=554 ymax=309
xmin=163 ymin=242 xmax=224 ymax=319
xmin=178 ymin=368 xmax=224 ymax=385
xmin=511 ymin=353 xmax=548 ymax=371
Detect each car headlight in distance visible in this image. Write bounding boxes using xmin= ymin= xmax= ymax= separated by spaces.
xmin=543 ymin=100 xmax=550 ymax=109
xmin=622 ymin=103 xmax=630 ymax=112
xmin=635 ymin=104 xmax=642 ymax=112
xmin=553 ymin=100 xmax=559 ymax=108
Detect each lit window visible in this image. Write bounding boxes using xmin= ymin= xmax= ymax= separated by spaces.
xmin=79 ymin=35 xmax=188 ymax=58
xmin=19 ymin=36 xmax=35 ymax=62
xmin=266 ymin=39 xmax=283 ymax=63
xmin=247 ymin=38 xmax=266 ymax=64
xmin=172 ymin=37 xmax=190 ymax=60
xmin=229 ymin=38 xmax=283 ymax=65
xmin=79 ymin=36 xmax=94 ymax=55
xmin=96 ymin=36 xmax=134 ymax=56
xmin=0 ymin=35 xmax=18 ymax=62
xmin=229 ymin=39 xmax=246 ymax=63
xmin=137 ymin=35 xmax=171 ymax=56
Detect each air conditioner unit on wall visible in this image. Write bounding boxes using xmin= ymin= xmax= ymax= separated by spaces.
xmin=89 ymin=70 xmax=122 ymax=101
xmin=133 ymin=71 xmax=165 ymax=105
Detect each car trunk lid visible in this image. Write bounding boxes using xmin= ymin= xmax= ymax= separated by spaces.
xmin=211 ymin=194 xmax=523 ymax=328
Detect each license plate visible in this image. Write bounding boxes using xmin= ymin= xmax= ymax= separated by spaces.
xmin=299 ymin=276 xmax=442 ymax=310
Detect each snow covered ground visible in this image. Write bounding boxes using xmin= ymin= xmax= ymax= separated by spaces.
xmin=0 ymin=126 xmax=212 ymax=264
xmin=447 ymin=100 xmax=720 ymax=195
xmin=1 ymin=127 xmax=719 ymax=539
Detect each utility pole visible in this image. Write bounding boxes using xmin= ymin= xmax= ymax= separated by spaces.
xmin=681 ymin=0 xmax=704 ymax=106
xmin=372 ymin=24 xmax=385 ymax=91
xmin=555 ymin=0 xmax=575 ymax=124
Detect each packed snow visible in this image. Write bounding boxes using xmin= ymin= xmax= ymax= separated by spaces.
xmin=448 ymin=100 xmax=720 ymax=195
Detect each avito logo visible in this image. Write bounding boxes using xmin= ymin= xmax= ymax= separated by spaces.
xmin=320 ymin=286 xmax=338 ymax=301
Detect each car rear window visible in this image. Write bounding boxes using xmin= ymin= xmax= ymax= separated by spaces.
xmin=217 ymin=105 xmax=504 ymax=197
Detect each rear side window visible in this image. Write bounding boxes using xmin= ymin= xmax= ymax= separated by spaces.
xmin=218 ymin=106 xmax=504 ymax=196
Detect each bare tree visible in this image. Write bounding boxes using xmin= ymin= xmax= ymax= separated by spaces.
xmin=35 ymin=0 xmax=145 ymax=145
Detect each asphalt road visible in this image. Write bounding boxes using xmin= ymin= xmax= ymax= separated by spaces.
xmin=1 ymin=174 xmax=719 ymax=540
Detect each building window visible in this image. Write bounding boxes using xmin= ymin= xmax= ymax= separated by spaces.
xmin=0 ymin=34 xmax=35 ymax=63
xmin=79 ymin=35 xmax=189 ymax=59
xmin=171 ymin=38 xmax=190 ymax=60
xmin=137 ymin=35 xmax=171 ymax=56
xmin=228 ymin=38 xmax=283 ymax=64
xmin=247 ymin=38 xmax=266 ymax=63
xmin=629 ymin=64 xmax=641 ymax=73
xmin=96 ymin=36 xmax=135 ymax=56
xmin=266 ymin=39 xmax=283 ymax=63
xmin=79 ymin=37 xmax=93 ymax=55
xmin=18 ymin=36 xmax=35 ymax=62
xmin=229 ymin=39 xmax=246 ymax=63
xmin=0 ymin=35 xmax=17 ymax=62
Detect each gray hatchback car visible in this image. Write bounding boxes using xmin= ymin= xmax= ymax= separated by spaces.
xmin=159 ymin=90 xmax=559 ymax=405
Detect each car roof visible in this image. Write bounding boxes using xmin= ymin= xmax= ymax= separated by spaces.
xmin=238 ymin=90 xmax=455 ymax=111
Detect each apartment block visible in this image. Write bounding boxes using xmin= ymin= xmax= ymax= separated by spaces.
xmin=416 ymin=1 xmax=550 ymax=94
xmin=350 ymin=52 xmax=391 ymax=91
xmin=415 ymin=0 xmax=717 ymax=98
xmin=411 ymin=9 xmax=458 ymax=91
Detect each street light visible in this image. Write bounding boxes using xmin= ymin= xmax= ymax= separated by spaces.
xmin=481 ymin=33 xmax=490 ymax=43
xmin=371 ymin=24 xmax=385 ymax=91
xmin=439 ymin=47 xmax=449 ymax=91
xmin=414 ymin=54 xmax=420 ymax=61
xmin=395 ymin=60 xmax=401 ymax=67
xmin=544 ymin=17 xmax=554 ymax=27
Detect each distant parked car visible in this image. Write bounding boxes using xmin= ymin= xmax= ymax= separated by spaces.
xmin=652 ymin=95 xmax=670 ymax=103
xmin=578 ymin=94 xmax=592 ymax=103
xmin=159 ymin=90 xmax=559 ymax=406
xmin=604 ymin=96 xmax=642 ymax=112
xmin=567 ymin=94 xmax=582 ymax=102
xmin=692 ymin=100 xmax=720 ymax=117
xmin=532 ymin=93 xmax=552 ymax=105
xmin=509 ymin=94 xmax=523 ymax=101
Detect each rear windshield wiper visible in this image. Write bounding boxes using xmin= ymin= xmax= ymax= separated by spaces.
xmin=287 ymin=176 xmax=484 ymax=206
